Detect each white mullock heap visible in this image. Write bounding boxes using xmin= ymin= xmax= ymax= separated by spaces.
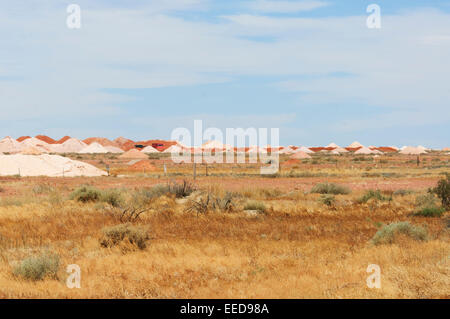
xmin=0 ymin=154 xmax=107 ymax=177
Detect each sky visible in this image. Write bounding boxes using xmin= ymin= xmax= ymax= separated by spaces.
xmin=0 ymin=0 xmax=449 ymax=147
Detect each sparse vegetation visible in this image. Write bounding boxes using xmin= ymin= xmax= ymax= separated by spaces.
xmin=13 ymin=252 xmax=60 ymax=281
xmin=167 ymin=180 xmax=196 ymax=198
xmin=70 ymin=186 xmax=102 ymax=203
xmin=244 ymin=200 xmax=266 ymax=213
xmin=358 ymin=190 xmax=392 ymax=203
xmin=0 ymin=152 xmax=448 ymax=298
xmin=318 ymin=194 xmax=336 ymax=206
xmin=371 ymin=222 xmax=427 ymax=245
xmin=310 ymin=183 xmax=351 ymax=195
xmin=412 ymin=206 xmax=445 ymax=217
xmin=100 ymin=223 xmax=150 ymax=250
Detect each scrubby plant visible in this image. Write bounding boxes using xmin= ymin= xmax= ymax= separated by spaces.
xmin=412 ymin=206 xmax=445 ymax=217
xmin=318 ymin=194 xmax=336 ymax=206
xmin=100 ymin=223 xmax=150 ymax=250
xmin=100 ymin=189 xmax=125 ymax=207
xmin=167 ymin=180 xmax=196 ymax=198
xmin=244 ymin=200 xmax=266 ymax=213
xmin=429 ymin=173 xmax=450 ymax=209
xmin=13 ymin=252 xmax=60 ymax=281
xmin=71 ymin=186 xmax=125 ymax=207
xmin=358 ymin=190 xmax=391 ymax=203
xmin=213 ymin=192 xmax=236 ymax=212
xmin=371 ymin=222 xmax=427 ymax=245
xmin=310 ymin=183 xmax=351 ymax=195
xmin=70 ymin=186 xmax=102 ymax=203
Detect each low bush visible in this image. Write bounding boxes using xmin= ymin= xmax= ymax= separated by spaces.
xmin=71 ymin=186 xmax=125 ymax=207
xmin=358 ymin=190 xmax=391 ymax=203
xmin=244 ymin=200 xmax=266 ymax=213
xmin=412 ymin=206 xmax=445 ymax=217
xmin=318 ymin=194 xmax=336 ymax=206
xmin=100 ymin=223 xmax=150 ymax=250
xmin=13 ymin=252 xmax=60 ymax=281
xmin=371 ymin=222 xmax=427 ymax=245
xmin=100 ymin=189 xmax=125 ymax=207
xmin=167 ymin=180 xmax=196 ymax=198
xmin=70 ymin=186 xmax=102 ymax=203
xmin=310 ymin=183 xmax=351 ymax=195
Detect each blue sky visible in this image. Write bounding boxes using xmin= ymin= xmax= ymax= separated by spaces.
xmin=0 ymin=0 xmax=449 ymax=147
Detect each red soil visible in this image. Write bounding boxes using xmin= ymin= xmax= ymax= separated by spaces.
xmin=282 ymin=159 xmax=301 ymax=166
xmin=130 ymin=160 xmax=157 ymax=171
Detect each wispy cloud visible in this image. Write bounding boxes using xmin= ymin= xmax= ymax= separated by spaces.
xmin=0 ymin=2 xmax=449 ymax=146
xmin=247 ymin=0 xmax=329 ymax=13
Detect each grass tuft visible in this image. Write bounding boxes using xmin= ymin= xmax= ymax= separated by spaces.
xmin=13 ymin=252 xmax=60 ymax=281
xmin=371 ymin=222 xmax=427 ymax=245
xmin=100 ymin=223 xmax=150 ymax=250
xmin=310 ymin=183 xmax=351 ymax=195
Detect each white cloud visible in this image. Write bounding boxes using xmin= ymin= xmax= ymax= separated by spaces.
xmin=0 ymin=2 xmax=449 ymax=139
xmin=248 ymin=0 xmax=329 ymax=13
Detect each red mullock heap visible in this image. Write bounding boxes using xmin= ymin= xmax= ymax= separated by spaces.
xmin=56 ymin=136 xmax=71 ymax=144
xmin=35 ymin=135 xmax=57 ymax=144
xmin=130 ymin=160 xmax=157 ymax=171
xmin=17 ymin=136 xmax=31 ymax=142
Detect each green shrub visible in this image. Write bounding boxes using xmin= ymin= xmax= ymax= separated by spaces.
xmin=100 ymin=223 xmax=150 ymax=250
xmin=429 ymin=173 xmax=450 ymax=209
xmin=71 ymin=186 xmax=125 ymax=207
xmin=318 ymin=194 xmax=336 ymax=206
xmin=358 ymin=190 xmax=391 ymax=203
xmin=100 ymin=189 xmax=125 ymax=207
xmin=371 ymin=222 xmax=427 ymax=245
xmin=70 ymin=186 xmax=102 ymax=203
xmin=244 ymin=200 xmax=266 ymax=213
xmin=13 ymin=252 xmax=60 ymax=281
xmin=412 ymin=206 xmax=445 ymax=217
xmin=310 ymin=183 xmax=351 ymax=195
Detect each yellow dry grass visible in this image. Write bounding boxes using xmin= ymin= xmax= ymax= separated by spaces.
xmin=0 ymin=156 xmax=449 ymax=299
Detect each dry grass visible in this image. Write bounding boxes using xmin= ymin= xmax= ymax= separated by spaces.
xmin=0 ymin=156 xmax=449 ymax=299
